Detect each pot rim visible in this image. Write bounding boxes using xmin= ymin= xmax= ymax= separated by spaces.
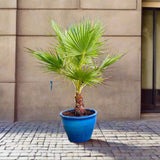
xmin=60 ymin=109 xmax=97 ymax=120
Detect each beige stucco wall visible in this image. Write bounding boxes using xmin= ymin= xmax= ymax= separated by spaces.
xmin=0 ymin=0 xmax=16 ymax=122
xmin=0 ymin=0 xmax=142 ymax=122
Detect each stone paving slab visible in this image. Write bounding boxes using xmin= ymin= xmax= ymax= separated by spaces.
xmin=0 ymin=121 xmax=160 ymax=160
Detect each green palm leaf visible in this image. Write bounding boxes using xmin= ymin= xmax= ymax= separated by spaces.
xmin=27 ymin=48 xmax=64 ymax=74
xmin=66 ymin=66 xmax=103 ymax=85
xmin=27 ymin=19 xmax=122 ymax=93
xmin=100 ymin=54 xmax=123 ymax=71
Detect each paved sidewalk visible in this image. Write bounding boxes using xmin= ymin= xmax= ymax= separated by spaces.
xmin=0 ymin=121 xmax=160 ymax=160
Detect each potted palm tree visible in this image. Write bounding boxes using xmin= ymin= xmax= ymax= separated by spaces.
xmin=27 ymin=19 xmax=122 ymax=143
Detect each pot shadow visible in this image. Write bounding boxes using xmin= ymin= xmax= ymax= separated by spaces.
xmin=75 ymin=138 xmax=160 ymax=159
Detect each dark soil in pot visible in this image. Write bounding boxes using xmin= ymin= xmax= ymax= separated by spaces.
xmin=62 ymin=109 xmax=94 ymax=117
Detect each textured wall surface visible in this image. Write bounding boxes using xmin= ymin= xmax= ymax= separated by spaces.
xmin=0 ymin=0 xmax=142 ymax=122
xmin=0 ymin=0 xmax=16 ymax=122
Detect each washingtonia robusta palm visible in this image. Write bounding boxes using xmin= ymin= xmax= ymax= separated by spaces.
xmin=27 ymin=20 xmax=122 ymax=116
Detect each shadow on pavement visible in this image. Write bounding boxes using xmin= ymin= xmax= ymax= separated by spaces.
xmin=76 ymin=138 xmax=160 ymax=160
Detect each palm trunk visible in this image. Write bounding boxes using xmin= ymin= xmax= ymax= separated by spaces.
xmin=75 ymin=92 xmax=86 ymax=116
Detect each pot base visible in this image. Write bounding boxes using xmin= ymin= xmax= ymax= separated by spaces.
xmin=68 ymin=134 xmax=91 ymax=143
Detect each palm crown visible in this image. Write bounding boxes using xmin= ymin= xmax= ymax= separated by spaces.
xmin=27 ymin=19 xmax=122 ymax=116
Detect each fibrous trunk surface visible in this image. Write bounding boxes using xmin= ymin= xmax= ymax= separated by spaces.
xmin=75 ymin=92 xmax=86 ymax=116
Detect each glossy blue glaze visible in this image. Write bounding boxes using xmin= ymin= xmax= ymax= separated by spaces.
xmin=60 ymin=109 xmax=97 ymax=143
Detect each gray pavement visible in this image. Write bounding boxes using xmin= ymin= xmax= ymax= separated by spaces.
xmin=0 ymin=120 xmax=160 ymax=160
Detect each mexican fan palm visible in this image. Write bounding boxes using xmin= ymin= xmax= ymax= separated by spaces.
xmin=27 ymin=20 xmax=122 ymax=116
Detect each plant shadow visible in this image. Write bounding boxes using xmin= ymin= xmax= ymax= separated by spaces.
xmin=75 ymin=138 xmax=160 ymax=159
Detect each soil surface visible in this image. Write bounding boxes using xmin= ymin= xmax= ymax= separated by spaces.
xmin=63 ymin=109 xmax=94 ymax=117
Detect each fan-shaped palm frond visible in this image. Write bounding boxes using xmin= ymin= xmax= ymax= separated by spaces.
xmin=27 ymin=48 xmax=64 ymax=74
xmin=27 ymin=19 xmax=122 ymax=94
xmin=99 ymin=54 xmax=123 ymax=71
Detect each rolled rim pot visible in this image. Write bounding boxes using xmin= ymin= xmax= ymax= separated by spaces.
xmin=60 ymin=109 xmax=97 ymax=143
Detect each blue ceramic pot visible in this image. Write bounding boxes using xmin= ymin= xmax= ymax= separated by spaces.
xmin=60 ymin=109 xmax=97 ymax=143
